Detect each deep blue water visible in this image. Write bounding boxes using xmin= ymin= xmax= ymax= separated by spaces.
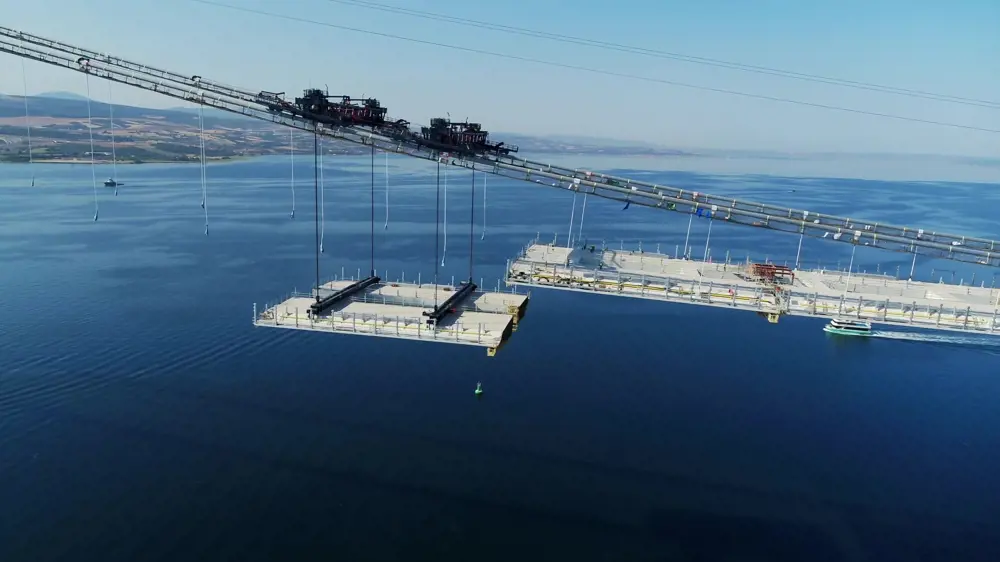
xmin=2 ymin=156 xmax=999 ymax=561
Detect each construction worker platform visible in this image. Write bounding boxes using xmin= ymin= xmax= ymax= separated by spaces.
xmin=253 ymin=278 xmax=529 ymax=356
xmin=506 ymin=243 xmax=1000 ymax=335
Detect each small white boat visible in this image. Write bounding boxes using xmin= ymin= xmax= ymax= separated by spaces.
xmin=823 ymin=318 xmax=872 ymax=336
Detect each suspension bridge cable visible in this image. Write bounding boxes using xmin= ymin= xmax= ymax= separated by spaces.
xmin=84 ymin=72 xmax=99 ymax=222
xmin=567 ymin=192 xmax=577 ymax=248
xmin=19 ymin=38 xmax=34 ymax=187
xmin=319 ymin=135 xmax=325 ymax=253
xmin=434 ymin=160 xmax=441 ymax=308
xmin=370 ymin=143 xmax=375 ymax=277
xmin=383 ymin=151 xmax=389 ymax=230
xmin=313 ymin=129 xmax=320 ymax=301
xmin=577 ymin=193 xmax=588 ymax=246
xmin=189 ymin=0 xmax=1000 ymax=134
xmin=289 ymin=128 xmax=296 ymax=218
xmin=442 ymin=163 xmax=448 ymax=267
xmin=197 ymin=104 xmax=209 ymax=235
xmin=107 ymin=81 xmax=118 ymax=196
xmin=324 ymin=0 xmax=1000 ymax=109
xmin=481 ymin=174 xmax=486 ymax=240
xmin=469 ymin=167 xmax=475 ymax=282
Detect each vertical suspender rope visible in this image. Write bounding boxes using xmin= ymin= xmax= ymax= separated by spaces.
xmin=441 ymin=163 xmax=448 ymax=267
xmin=319 ymin=135 xmax=325 ymax=253
xmin=469 ymin=167 xmax=475 ymax=282
xmin=314 ymin=129 xmax=320 ymax=300
xmin=567 ymin=192 xmax=577 ymax=248
xmin=84 ymin=72 xmax=99 ymax=222
xmin=434 ymin=160 xmax=441 ymax=308
xmin=107 ymin=81 xmax=118 ymax=196
xmin=577 ymin=193 xmax=588 ymax=246
xmin=20 ymin=38 xmax=34 ymax=187
xmin=370 ymin=143 xmax=375 ymax=277
xmin=383 ymin=151 xmax=389 ymax=230
xmin=289 ymin=129 xmax=296 ymax=219
xmin=480 ymin=174 xmax=486 ymax=240
xmin=197 ymin=104 xmax=208 ymax=235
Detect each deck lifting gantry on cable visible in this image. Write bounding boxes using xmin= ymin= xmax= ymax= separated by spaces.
xmin=2 ymin=26 xmax=998 ymax=269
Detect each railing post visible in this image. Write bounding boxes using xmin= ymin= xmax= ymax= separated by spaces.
xmin=295 ymin=307 xmax=299 ymax=327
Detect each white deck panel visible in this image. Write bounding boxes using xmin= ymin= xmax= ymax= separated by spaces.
xmin=508 ymin=243 xmax=1000 ymax=335
xmin=253 ymin=280 xmax=528 ymax=354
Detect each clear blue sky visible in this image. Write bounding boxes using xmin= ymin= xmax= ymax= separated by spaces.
xmin=3 ymin=0 xmax=998 ymax=156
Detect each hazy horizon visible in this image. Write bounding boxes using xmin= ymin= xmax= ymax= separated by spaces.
xmin=2 ymin=0 xmax=997 ymax=160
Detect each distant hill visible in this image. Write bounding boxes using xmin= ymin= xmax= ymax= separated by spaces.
xmin=36 ymin=91 xmax=90 ymax=101
xmin=0 ymin=94 xmax=256 ymax=128
xmin=0 ymin=93 xmax=694 ymax=158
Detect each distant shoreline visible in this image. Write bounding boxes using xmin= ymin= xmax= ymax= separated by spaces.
xmin=0 ymin=156 xmax=248 ymax=165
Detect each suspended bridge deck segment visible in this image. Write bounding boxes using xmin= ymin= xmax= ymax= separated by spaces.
xmin=253 ymin=279 xmax=529 ymax=356
xmin=506 ymin=243 xmax=1000 ymax=335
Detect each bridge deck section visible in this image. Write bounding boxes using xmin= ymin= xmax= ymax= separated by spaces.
xmin=253 ymin=279 xmax=528 ymax=355
xmin=507 ymin=244 xmax=1000 ymax=335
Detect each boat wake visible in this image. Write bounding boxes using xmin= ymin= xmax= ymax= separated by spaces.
xmin=872 ymin=330 xmax=1000 ymax=350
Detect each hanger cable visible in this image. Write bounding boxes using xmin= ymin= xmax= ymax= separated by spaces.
xmin=313 ymin=129 xmax=321 ymax=300
xmin=319 ymin=135 xmax=325 ymax=253
xmin=480 ymin=173 xmax=486 ymax=240
xmin=20 ymin=38 xmax=34 ymax=187
xmin=197 ymin=103 xmax=208 ymax=235
xmin=383 ymin=151 xmax=389 ymax=229
xmin=434 ymin=160 xmax=441 ymax=308
xmin=468 ymin=167 xmax=475 ymax=281
xmin=107 ymin=81 xmax=118 ymax=196
xmin=441 ymin=162 xmax=448 ymax=266
xmin=567 ymin=192 xmax=577 ymax=248
xmin=289 ymin=128 xmax=296 ymax=218
xmin=370 ymin=143 xmax=375 ymax=276
xmin=84 ymin=72 xmax=99 ymax=221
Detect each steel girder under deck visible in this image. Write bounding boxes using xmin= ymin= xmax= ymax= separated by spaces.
xmin=2 ymin=26 xmax=998 ymax=268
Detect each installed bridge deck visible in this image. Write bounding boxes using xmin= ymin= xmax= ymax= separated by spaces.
xmin=253 ymin=279 xmax=529 ymax=355
xmin=506 ymin=243 xmax=1000 ymax=335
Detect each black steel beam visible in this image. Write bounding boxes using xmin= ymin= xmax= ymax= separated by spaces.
xmin=423 ymin=281 xmax=477 ymax=325
xmin=310 ymin=275 xmax=380 ymax=315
